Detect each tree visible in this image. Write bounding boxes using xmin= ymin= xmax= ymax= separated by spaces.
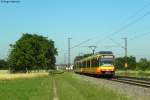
xmin=115 ymin=56 xmax=136 ymax=70
xmin=115 ymin=57 xmax=124 ymax=70
xmin=8 ymin=33 xmax=57 ymax=72
xmin=0 ymin=59 xmax=8 ymax=69
xmin=136 ymin=58 xmax=150 ymax=70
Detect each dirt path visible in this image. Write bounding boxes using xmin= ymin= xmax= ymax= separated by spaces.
xmin=53 ymin=76 xmax=59 ymax=100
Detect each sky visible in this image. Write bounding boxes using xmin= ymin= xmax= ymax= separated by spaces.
xmin=0 ymin=0 xmax=150 ymax=64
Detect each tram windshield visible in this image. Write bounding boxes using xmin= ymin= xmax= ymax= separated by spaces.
xmin=100 ymin=58 xmax=114 ymax=66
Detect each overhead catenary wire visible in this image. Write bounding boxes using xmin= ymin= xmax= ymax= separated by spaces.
xmin=118 ymin=2 xmax=150 ymax=26
xmin=61 ymin=36 xmax=96 ymax=52
xmin=70 ymin=38 xmax=93 ymax=49
xmin=103 ymin=45 xmax=120 ymax=49
xmin=94 ymin=10 xmax=150 ymax=51
xmin=110 ymin=10 xmax=150 ymax=36
xmin=129 ymin=31 xmax=150 ymax=40
xmin=71 ymin=2 xmax=150 ymax=51
xmin=69 ymin=2 xmax=150 ymax=60
xmin=109 ymin=38 xmax=124 ymax=48
xmin=58 ymin=2 xmax=150 ymax=64
xmin=94 ymin=2 xmax=150 ymax=45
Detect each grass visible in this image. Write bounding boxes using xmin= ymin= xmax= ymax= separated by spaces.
xmin=116 ymin=70 xmax=150 ymax=78
xmin=0 ymin=71 xmax=131 ymax=100
xmin=54 ymin=72 xmax=131 ymax=100
xmin=0 ymin=76 xmax=53 ymax=100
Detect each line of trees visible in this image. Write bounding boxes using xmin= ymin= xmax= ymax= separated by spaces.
xmin=136 ymin=58 xmax=150 ymax=70
xmin=5 ymin=33 xmax=58 ymax=72
xmin=115 ymin=56 xmax=150 ymax=70
xmin=115 ymin=56 xmax=136 ymax=70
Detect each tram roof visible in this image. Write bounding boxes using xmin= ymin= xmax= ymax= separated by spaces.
xmin=76 ymin=51 xmax=113 ymax=62
xmin=97 ymin=51 xmax=113 ymax=54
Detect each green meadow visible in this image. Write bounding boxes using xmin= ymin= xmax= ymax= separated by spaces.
xmin=0 ymin=76 xmax=53 ymax=100
xmin=0 ymin=72 xmax=131 ymax=100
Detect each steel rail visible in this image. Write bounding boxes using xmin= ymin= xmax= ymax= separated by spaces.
xmin=115 ymin=75 xmax=150 ymax=81
xmin=111 ymin=76 xmax=150 ymax=88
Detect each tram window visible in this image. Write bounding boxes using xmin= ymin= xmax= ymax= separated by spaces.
xmin=91 ymin=59 xmax=95 ymax=67
xmin=79 ymin=63 xmax=81 ymax=68
xmin=97 ymin=58 xmax=99 ymax=67
xmin=74 ymin=63 xmax=76 ymax=68
xmin=99 ymin=58 xmax=101 ymax=66
xmin=76 ymin=63 xmax=78 ymax=68
xmin=87 ymin=60 xmax=90 ymax=68
xmin=91 ymin=58 xmax=99 ymax=67
xmin=91 ymin=59 xmax=94 ymax=67
xmin=84 ymin=61 xmax=87 ymax=67
xmin=81 ymin=62 xmax=83 ymax=68
xmin=83 ymin=61 xmax=86 ymax=68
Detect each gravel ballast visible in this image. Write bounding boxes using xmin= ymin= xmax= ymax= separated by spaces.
xmin=75 ymin=74 xmax=150 ymax=100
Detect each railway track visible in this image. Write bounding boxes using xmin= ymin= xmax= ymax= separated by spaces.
xmin=111 ymin=76 xmax=150 ymax=88
xmin=77 ymin=73 xmax=150 ymax=88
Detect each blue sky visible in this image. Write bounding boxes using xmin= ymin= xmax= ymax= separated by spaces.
xmin=0 ymin=0 xmax=150 ymax=63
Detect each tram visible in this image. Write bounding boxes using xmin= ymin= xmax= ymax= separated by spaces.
xmin=74 ymin=51 xmax=115 ymax=77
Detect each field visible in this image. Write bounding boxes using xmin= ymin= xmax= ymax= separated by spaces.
xmin=0 ymin=76 xmax=53 ymax=100
xmin=0 ymin=71 xmax=131 ymax=100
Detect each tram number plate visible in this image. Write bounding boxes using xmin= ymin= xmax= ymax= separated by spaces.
xmin=105 ymin=71 xmax=111 ymax=74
